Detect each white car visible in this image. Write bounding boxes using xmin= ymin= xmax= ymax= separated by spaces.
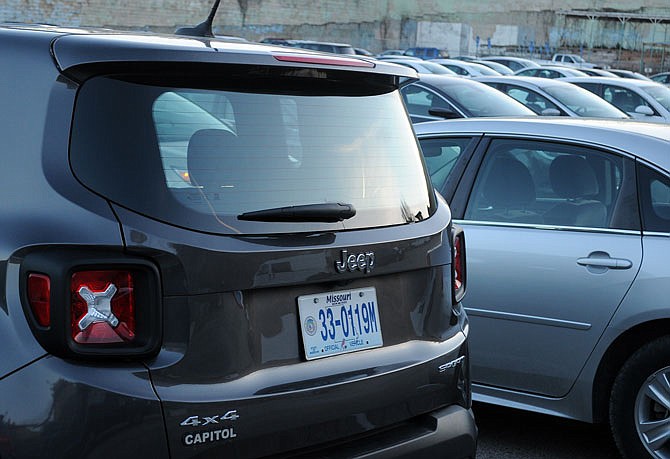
xmin=562 ymin=76 xmax=670 ymax=123
xmin=475 ymin=75 xmax=628 ymax=118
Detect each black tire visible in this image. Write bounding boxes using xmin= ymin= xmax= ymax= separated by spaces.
xmin=610 ymin=335 xmax=670 ymax=459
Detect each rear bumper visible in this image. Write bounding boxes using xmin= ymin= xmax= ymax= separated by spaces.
xmin=286 ymin=405 xmax=477 ymax=459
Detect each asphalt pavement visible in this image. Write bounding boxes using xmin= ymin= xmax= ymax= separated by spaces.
xmin=474 ymin=402 xmax=622 ymax=458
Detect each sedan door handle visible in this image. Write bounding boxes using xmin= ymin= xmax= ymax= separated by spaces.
xmin=577 ymin=256 xmax=632 ymax=270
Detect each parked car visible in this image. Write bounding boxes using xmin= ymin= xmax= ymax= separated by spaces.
xmin=476 ymin=76 xmax=629 ymax=118
xmin=415 ymin=116 xmax=670 ymax=459
xmin=400 ymin=74 xmax=535 ymax=123
xmin=562 ymin=76 xmax=670 ymax=123
xmin=651 ymin=71 xmax=670 ymax=86
xmin=259 ymin=38 xmax=358 ymax=55
xmin=550 ymin=53 xmax=597 ymax=68
xmin=259 ymin=37 xmax=293 ymax=45
xmin=472 ymin=59 xmax=515 ymax=75
xmin=0 ymin=20 xmax=477 ymax=458
xmin=607 ymin=68 xmax=652 ymax=80
xmin=384 ymin=58 xmax=457 ymax=75
xmin=404 ymin=46 xmax=449 ymax=59
xmin=580 ymin=68 xmax=620 ymax=77
xmin=479 ymin=56 xmax=540 ymax=72
xmin=376 ymin=49 xmax=405 ymax=57
xmin=288 ymin=39 xmax=356 ymax=54
xmin=353 ymin=47 xmax=374 ymax=56
xmin=431 ymin=58 xmax=502 ymax=77
xmin=515 ymin=65 xmax=589 ymax=78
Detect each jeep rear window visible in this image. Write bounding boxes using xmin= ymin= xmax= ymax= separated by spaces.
xmin=70 ymin=70 xmax=434 ymax=235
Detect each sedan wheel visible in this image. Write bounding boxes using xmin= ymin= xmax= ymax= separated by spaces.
xmin=636 ymin=367 xmax=670 ymax=458
xmin=611 ymin=336 xmax=670 ymax=459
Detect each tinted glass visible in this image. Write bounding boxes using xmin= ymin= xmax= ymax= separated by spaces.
xmin=603 ymin=85 xmax=651 ymax=113
xmin=506 ymin=87 xmax=562 ymax=115
xmin=516 ymin=69 xmax=537 ymax=77
xmin=418 ymin=137 xmax=471 ymax=191
xmin=71 ymin=74 xmax=433 ymax=235
xmin=639 ymin=165 xmax=670 ymax=232
xmin=426 ymin=80 xmax=535 ymax=117
xmin=465 ymin=139 xmax=630 ymax=229
xmin=542 ymin=84 xmax=628 ymax=118
xmin=419 ymin=62 xmax=455 ymax=75
xmin=641 ymin=84 xmax=670 ymax=111
xmin=400 ymin=84 xmax=455 ymax=119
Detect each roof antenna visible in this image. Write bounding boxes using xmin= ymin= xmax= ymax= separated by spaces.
xmin=175 ymin=0 xmax=221 ymax=38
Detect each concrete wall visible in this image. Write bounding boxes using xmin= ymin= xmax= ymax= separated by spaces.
xmin=2 ymin=1 xmax=669 ymax=67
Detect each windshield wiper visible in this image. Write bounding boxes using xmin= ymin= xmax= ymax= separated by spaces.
xmin=238 ymin=203 xmax=356 ymax=223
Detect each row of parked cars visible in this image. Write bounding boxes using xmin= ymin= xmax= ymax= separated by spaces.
xmin=2 ymin=10 xmax=670 ymax=458
xmin=380 ymin=55 xmax=670 ymax=124
xmin=266 ymin=40 xmax=670 ymax=124
xmin=389 ymin=45 xmax=670 ymax=459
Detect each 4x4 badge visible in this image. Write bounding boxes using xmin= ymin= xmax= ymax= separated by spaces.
xmin=335 ymin=249 xmax=375 ymax=274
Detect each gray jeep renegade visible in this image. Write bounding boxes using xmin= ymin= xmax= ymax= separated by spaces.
xmin=0 ymin=18 xmax=475 ymax=459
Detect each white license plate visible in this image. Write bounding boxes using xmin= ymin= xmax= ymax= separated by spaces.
xmin=298 ymin=287 xmax=383 ymax=361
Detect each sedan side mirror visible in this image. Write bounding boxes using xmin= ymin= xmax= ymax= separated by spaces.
xmin=634 ymin=105 xmax=655 ymax=116
xmin=541 ymin=108 xmax=562 ymax=116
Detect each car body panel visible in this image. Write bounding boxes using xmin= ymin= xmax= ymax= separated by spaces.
xmin=461 ymin=224 xmax=640 ymax=396
xmin=0 ymin=23 xmax=476 ymax=458
xmin=414 ymin=117 xmax=670 ymax=424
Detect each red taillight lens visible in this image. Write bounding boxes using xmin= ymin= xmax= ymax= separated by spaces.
xmin=453 ymin=236 xmax=463 ymax=291
xmin=71 ymin=270 xmax=136 ymax=344
xmin=452 ymin=228 xmax=467 ymax=304
xmin=28 ymin=273 xmax=50 ymax=327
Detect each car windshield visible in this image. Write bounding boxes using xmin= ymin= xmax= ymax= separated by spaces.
xmin=470 ymin=64 xmax=500 ymax=76
xmin=420 ymin=62 xmax=456 ymax=74
xmin=432 ymin=80 xmax=535 ymax=117
xmin=542 ymin=84 xmax=629 ymax=118
xmin=641 ymin=84 xmax=670 ymax=111
xmin=70 ymin=71 xmax=433 ymax=235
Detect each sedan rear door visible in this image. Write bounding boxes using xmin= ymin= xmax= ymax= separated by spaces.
xmin=422 ymin=135 xmax=642 ymax=397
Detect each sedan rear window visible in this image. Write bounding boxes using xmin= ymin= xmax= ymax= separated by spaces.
xmin=70 ymin=71 xmax=433 ymax=235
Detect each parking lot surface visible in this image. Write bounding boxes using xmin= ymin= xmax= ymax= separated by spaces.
xmin=476 ymin=403 xmax=621 ymax=458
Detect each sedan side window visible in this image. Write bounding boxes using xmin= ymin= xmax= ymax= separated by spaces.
xmin=464 ymin=139 xmax=629 ymax=229
xmin=419 ymin=137 xmax=472 ymax=191
xmin=400 ymin=84 xmax=453 ymax=119
xmin=603 ymin=86 xmax=648 ymax=113
xmin=638 ymin=165 xmax=670 ymax=232
xmin=506 ymin=87 xmax=560 ymax=114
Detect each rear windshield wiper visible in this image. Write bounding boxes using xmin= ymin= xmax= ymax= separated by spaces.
xmin=238 ymin=203 xmax=356 ymax=223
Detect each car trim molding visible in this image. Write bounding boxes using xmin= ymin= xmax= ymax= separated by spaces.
xmin=465 ymin=307 xmax=592 ymax=330
xmin=454 ymin=220 xmax=640 ymax=235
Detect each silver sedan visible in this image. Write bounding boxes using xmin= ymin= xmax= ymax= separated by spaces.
xmin=415 ymin=117 xmax=670 ymax=459
xmin=562 ymin=76 xmax=670 ymax=123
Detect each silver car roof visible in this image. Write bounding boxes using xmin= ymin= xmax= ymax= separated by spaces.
xmin=413 ymin=117 xmax=670 ymax=171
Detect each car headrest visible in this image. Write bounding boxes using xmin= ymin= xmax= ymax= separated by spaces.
xmin=549 ymin=155 xmax=599 ymax=199
xmin=482 ymin=156 xmax=536 ymax=207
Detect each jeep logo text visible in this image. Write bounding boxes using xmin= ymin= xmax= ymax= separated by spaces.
xmin=335 ymin=249 xmax=375 ymax=274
